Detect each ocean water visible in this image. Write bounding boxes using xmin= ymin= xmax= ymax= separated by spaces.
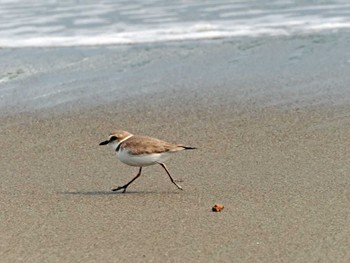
xmin=1 ymin=0 xmax=350 ymax=47
xmin=1 ymin=0 xmax=350 ymax=114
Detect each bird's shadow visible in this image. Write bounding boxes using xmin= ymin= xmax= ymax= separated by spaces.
xmin=60 ymin=190 xmax=180 ymax=196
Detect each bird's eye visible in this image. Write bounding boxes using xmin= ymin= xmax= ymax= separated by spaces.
xmin=109 ymin=136 xmax=117 ymax=141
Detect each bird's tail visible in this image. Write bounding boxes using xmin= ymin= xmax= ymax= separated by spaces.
xmin=179 ymin=145 xmax=197 ymax=150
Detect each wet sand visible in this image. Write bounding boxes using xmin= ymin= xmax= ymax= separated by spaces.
xmin=1 ymin=35 xmax=350 ymax=262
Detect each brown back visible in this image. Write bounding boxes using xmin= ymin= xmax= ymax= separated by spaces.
xmin=120 ymin=135 xmax=183 ymax=155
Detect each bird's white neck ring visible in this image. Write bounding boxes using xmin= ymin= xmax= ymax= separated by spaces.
xmin=114 ymin=134 xmax=134 ymax=152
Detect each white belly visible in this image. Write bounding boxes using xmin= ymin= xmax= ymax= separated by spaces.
xmin=117 ymin=149 xmax=173 ymax=167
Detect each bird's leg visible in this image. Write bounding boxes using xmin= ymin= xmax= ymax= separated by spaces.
xmin=157 ymin=162 xmax=183 ymax=190
xmin=112 ymin=167 xmax=142 ymax=193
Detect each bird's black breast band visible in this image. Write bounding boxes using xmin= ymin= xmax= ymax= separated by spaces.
xmin=116 ymin=143 xmax=121 ymax=152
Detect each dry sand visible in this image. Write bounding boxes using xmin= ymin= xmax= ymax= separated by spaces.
xmin=1 ymin=99 xmax=350 ymax=262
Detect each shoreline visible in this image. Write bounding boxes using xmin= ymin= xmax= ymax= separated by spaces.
xmin=1 ymin=33 xmax=350 ymax=117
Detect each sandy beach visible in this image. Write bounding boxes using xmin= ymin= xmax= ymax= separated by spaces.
xmin=1 ymin=34 xmax=350 ymax=262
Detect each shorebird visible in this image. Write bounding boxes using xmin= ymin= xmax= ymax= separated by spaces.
xmin=99 ymin=130 xmax=196 ymax=192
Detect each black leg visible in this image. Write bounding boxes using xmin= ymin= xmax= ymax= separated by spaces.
xmin=157 ymin=162 xmax=183 ymax=190
xmin=112 ymin=167 xmax=142 ymax=193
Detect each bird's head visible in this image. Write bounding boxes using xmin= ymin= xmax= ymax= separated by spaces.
xmin=99 ymin=130 xmax=133 ymax=147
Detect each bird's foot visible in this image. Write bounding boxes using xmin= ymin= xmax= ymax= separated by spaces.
xmin=174 ymin=179 xmax=183 ymax=190
xmin=112 ymin=185 xmax=128 ymax=193
xmin=174 ymin=182 xmax=183 ymax=190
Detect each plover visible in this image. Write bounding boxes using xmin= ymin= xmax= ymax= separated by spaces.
xmin=99 ymin=130 xmax=196 ymax=192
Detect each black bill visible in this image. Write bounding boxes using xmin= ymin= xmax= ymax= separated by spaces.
xmin=99 ymin=140 xmax=109 ymax=145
